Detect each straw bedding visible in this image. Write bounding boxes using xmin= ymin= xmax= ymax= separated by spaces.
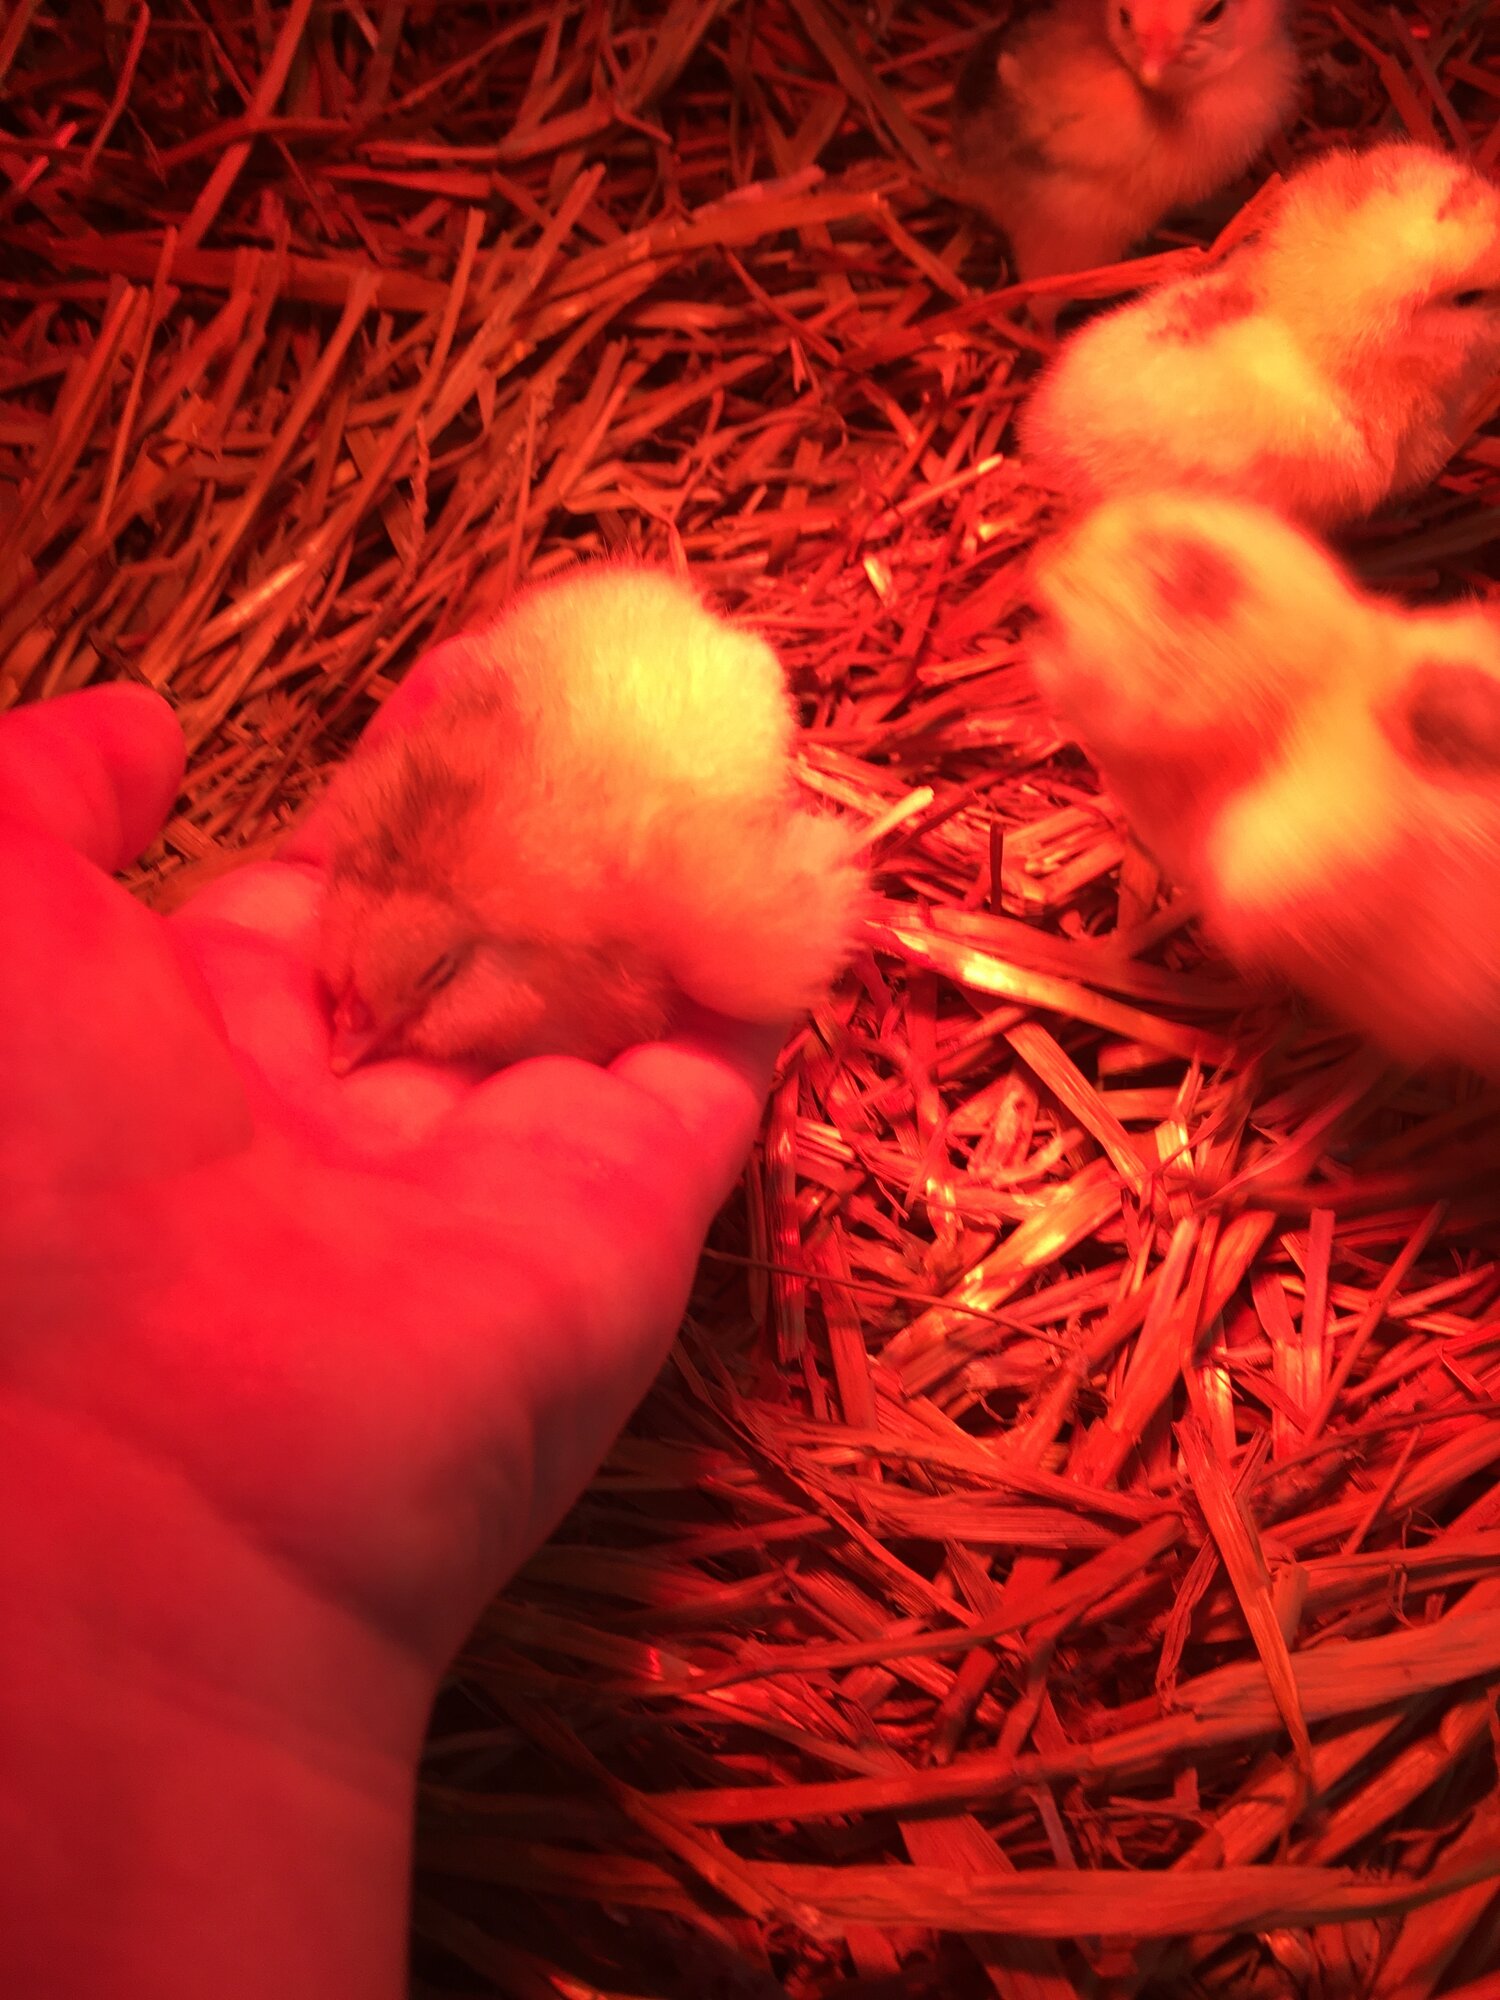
xmin=5 ymin=2 xmax=1500 ymax=1994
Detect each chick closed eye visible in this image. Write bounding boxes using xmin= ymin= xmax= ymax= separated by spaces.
xmin=413 ymin=950 xmax=464 ymax=996
xmin=1382 ymin=658 xmax=1500 ymax=776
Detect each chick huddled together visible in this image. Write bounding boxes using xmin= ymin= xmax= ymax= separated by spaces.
xmin=1007 ymin=119 xmax=1500 ymax=1074
xmin=317 ymin=568 xmax=865 ymax=1073
xmin=317 ymin=34 xmax=1500 ymax=1091
xmin=1032 ymin=494 xmax=1500 ymax=1075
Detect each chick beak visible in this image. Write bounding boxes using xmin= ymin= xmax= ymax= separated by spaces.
xmin=329 ymin=991 xmax=388 ymax=1077
xmin=1136 ymin=40 xmax=1175 ymax=89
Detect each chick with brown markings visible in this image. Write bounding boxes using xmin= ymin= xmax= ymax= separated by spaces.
xmin=317 ymin=567 xmax=865 ymax=1074
xmin=1030 ymin=489 xmax=1500 ymax=1078
xmin=951 ymin=0 xmax=1296 ymax=295
xmin=1022 ymin=142 xmax=1500 ymax=524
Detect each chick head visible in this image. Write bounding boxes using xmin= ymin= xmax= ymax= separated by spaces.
xmin=319 ymin=876 xmax=670 ymax=1073
xmin=1028 ymin=490 xmax=1372 ymax=788
xmin=320 ymin=880 xmax=526 ymax=1072
xmin=1265 ymin=144 xmax=1500 ymax=391
xmin=1105 ymin=0 xmax=1280 ymax=94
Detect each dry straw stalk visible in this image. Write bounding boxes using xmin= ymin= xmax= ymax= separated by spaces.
xmin=4 ymin=2 xmax=1500 ymax=1995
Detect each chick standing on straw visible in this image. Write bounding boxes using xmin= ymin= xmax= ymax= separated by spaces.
xmin=1030 ymin=489 xmax=1500 ymax=1076
xmin=951 ymin=0 xmax=1297 ymax=303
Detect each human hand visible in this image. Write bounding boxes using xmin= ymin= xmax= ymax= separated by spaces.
xmin=0 ymin=666 xmax=775 ymax=1998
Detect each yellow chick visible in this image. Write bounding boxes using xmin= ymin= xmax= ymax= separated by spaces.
xmin=317 ymin=566 xmax=865 ymax=1073
xmin=1022 ymin=142 xmax=1500 ymax=524
xmin=951 ymin=0 xmax=1297 ymax=289
xmin=1030 ymin=489 xmax=1500 ymax=1078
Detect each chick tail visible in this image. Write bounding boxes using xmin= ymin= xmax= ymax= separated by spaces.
xmin=656 ymin=806 xmax=867 ymax=1025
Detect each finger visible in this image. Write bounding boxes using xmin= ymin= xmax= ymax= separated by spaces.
xmin=361 ymin=635 xmax=480 ymax=748
xmin=422 ymin=1011 xmax=778 ymax=1234
xmin=0 ymin=684 xmax=184 ymax=873
xmin=280 ymin=636 xmax=480 ymax=866
xmin=408 ymin=1015 xmax=778 ymax=1577
xmin=173 ymin=855 xmax=325 ymax=954
xmin=609 ymin=1010 xmax=782 ymax=1219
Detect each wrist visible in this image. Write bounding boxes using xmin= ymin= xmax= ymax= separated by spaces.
xmin=0 ymin=1662 xmax=415 ymax=2000
xmin=0 ymin=1399 xmax=431 ymax=2000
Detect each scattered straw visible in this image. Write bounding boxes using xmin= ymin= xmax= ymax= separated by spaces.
xmin=5 ymin=2 xmax=1500 ymax=1995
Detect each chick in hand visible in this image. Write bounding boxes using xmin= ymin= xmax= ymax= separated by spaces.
xmin=1030 ymin=489 xmax=1500 ymax=1077
xmin=951 ymin=0 xmax=1296 ymax=290
xmin=317 ymin=566 xmax=864 ymax=1073
xmin=1022 ymin=142 xmax=1500 ymax=524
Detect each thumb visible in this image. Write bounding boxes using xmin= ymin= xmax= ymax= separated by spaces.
xmin=0 ymin=690 xmax=249 ymax=1189
xmin=0 ymin=826 xmax=252 ymax=1189
xmin=0 ymin=683 xmax=184 ymax=872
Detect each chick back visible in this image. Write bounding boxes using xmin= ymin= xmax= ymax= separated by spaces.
xmin=482 ymin=566 xmax=795 ymax=841
xmin=325 ymin=702 xmax=507 ymax=900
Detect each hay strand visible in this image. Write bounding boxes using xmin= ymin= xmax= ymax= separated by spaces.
xmin=5 ymin=2 xmax=1500 ymax=1995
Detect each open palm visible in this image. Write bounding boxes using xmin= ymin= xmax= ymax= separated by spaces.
xmin=0 ymin=675 xmax=774 ymax=1734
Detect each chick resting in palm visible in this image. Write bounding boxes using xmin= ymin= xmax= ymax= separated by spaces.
xmin=951 ymin=0 xmax=1296 ymax=288
xmin=317 ymin=567 xmax=864 ymax=1073
xmin=1023 ymin=142 xmax=1500 ymax=524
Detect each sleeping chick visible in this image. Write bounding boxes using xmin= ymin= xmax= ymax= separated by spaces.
xmin=1022 ymin=142 xmax=1500 ymax=524
xmin=1031 ymin=489 xmax=1500 ymax=1077
xmin=951 ymin=0 xmax=1296 ymax=290
xmin=317 ymin=566 xmax=865 ymax=1073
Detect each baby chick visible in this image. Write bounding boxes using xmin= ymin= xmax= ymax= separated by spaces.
xmin=317 ymin=566 xmax=865 ymax=1073
xmin=1030 ymin=489 xmax=1500 ymax=1077
xmin=1022 ymin=142 xmax=1500 ymax=524
xmin=951 ymin=0 xmax=1297 ymax=289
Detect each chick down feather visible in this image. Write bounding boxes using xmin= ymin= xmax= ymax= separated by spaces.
xmin=317 ymin=566 xmax=866 ymax=1072
xmin=951 ymin=0 xmax=1296 ymax=288
xmin=1021 ymin=142 xmax=1500 ymax=526
xmin=1030 ymin=489 xmax=1500 ymax=1078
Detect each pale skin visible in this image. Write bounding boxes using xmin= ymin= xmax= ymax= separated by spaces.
xmin=0 ymin=667 xmax=777 ymax=1999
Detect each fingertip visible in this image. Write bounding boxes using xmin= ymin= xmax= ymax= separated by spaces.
xmin=609 ymin=1007 xmax=783 ymax=1203
xmin=616 ymin=1004 xmax=785 ymax=1098
xmin=277 ymin=800 xmax=331 ymax=867
xmin=0 ymin=682 xmax=185 ymax=872
xmin=172 ymin=855 xmax=324 ymax=952
xmin=86 ymin=684 xmax=187 ymax=859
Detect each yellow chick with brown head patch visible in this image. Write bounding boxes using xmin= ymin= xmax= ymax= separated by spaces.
xmin=951 ymin=0 xmax=1296 ymax=290
xmin=1031 ymin=489 xmax=1500 ymax=1077
xmin=317 ymin=566 xmax=865 ymax=1073
xmin=1022 ymin=142 xmax=1500 ymax=523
